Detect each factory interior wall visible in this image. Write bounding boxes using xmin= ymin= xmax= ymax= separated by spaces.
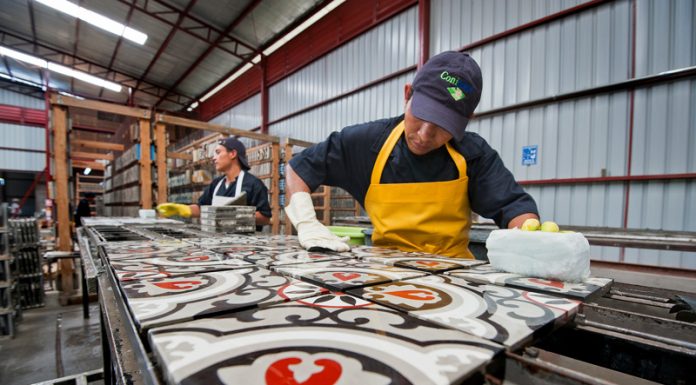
xmin=207 ymin=0 xmax=695 ymax=269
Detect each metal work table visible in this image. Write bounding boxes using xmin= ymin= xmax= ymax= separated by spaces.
xmin=77 ymin=219 xmax=696 ymax=385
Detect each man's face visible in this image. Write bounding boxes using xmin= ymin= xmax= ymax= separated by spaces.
xmin=403 ymin=99 xmax=453 ymax=156
xmin=213 ymin=145 xmax=234 ymax=172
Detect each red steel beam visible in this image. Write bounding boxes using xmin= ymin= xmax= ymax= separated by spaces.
xmin=133 ymin=0 xmax=199 ymax=98
xmin=260 ymin=56 xmax=268 ymax=134
xmin=154 ymin=0 xmax=264 ymax=108
xmin=19 ymin=168 xmax=47 ymax=208
xmin=418 ymin=0 xmax=430 ymax=68
xmin=518 ymin=173 xmax=696 ymax=186
xmin=620 ymin=0 xmax=639 ymax=261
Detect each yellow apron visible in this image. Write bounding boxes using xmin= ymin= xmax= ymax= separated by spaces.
xmin=364 ymin=121 xmax=474 ymax=259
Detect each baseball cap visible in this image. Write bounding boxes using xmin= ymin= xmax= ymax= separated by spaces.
xmin=410 ymin=51 xmax=483 ymax=141
xmin=218 ymin=137 xmax=250 ymax=170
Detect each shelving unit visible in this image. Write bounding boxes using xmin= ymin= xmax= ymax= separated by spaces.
xmin=8 ymin=218 xmax=44 ymax=312
xmin=0 ymin=203 xmax=14 ymax=338
xmin=246 ymin=141 xmax=281 ymax=234
xmin=166 ymin=132 xmax=222 ymax=205
xmin=74 ymin=174 xmax=105 ymax=216
xmin=103 ymin=121 xmax=158 ymax=217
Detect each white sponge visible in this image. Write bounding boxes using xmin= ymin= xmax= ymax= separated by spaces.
xmin=486 ymin=228 xmax=591 ymax=282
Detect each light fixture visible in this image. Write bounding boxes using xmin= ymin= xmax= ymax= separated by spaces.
xmin=83 ymin=167 xmax=92 ymax=175
xmin=186 ymin=101 xmax=199 ymax=112
xmin=196 ymin=0 xmax=345 ymax=105
xmin=0 ymin=45 xmax=122 ymax=92
xmin=35 ymin=0 xmax=148 ymax=45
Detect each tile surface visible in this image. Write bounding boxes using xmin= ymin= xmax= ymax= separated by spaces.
xmin=149 ymin=292 xmax=502 ymax=385
xmin=349 ymin=274 xmax=580 ymax=349
xmin=110 ymin=251 xmax=254 ymax=281
xmin=446 ymin=264 xmax=613 ymax=300
xmin=101 ymin=241 xmax=190 ymax=261
xmin=120 ymin=267 xmax=326 ymax=330
xmin=244 ymin=249 xmax=352 ymax=267
xmin=274 ymin=258 xmax=428 ymax=291
xmin=351 ymin=245 xmax=485 ymax=273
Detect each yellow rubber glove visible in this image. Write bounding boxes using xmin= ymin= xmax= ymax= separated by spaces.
xmin=156 ymin=203 xmax=192 ymax=218
xmin=285 ymin=192 xmax=351 ymax=252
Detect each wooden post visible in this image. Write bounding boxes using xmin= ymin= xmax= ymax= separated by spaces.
xmin=154 ymin=122 xmax=168 ymax=204
xmin=139 ymin=118 xmax=152 ymax=209
xmin=271 ymin=142 xmax=280 ymax=234
xmin=52 ymin=105 xmax=74 ymax=300
xmin=284 ymin=140 xmax=294 ymax=236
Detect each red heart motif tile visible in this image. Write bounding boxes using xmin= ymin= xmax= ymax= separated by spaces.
xmin=265 ymin=357 xmax=342 ymax=385
xmin=386 ymin=289 xmax=436 ymax=301
xmin=153 ymin=280 xmax=202 ymax=290
xmin=332 ymin=272 xmax=360 ymax=282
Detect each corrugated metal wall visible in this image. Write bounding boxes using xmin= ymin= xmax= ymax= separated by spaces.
xmin=0 ymin=89 xmax=46 ymax=172
xmin=629 ymin=0 xmax=695 ymax=268
xmin=268 ymin=7 xmax=418 ymax=142
xmin=434 ymin=0 xmax=695 ymax=268
xmin=207 ymin=0 xmax=694 ymax=268
xmin=209 ymin=94 xmax=262 ymax=130
xmin=0 ymin=88 xmax=44 ymax=109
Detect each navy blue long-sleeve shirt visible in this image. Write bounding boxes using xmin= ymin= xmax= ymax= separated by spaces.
xmin=289 ymin=115 xmax=538 ymax=228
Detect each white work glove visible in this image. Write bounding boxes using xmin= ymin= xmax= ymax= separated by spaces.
xmin=285 ymin=192 xmax=351 ymax=252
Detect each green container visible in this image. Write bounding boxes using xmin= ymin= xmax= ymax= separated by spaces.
xmin=327 ymin=226 xmax=366 ymax=246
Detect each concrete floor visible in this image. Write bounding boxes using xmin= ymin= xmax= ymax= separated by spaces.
xmin=0 ymin=291 xmax=102 ymax=385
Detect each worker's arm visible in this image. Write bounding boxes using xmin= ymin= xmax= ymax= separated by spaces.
xmin=156 ymin=203 xmax=200 ymax=218
xmin=255 ymin=211 xmax=271 ymax=226
xmin=507 ymin=213 xmax=540 ymax=229
xmin=285 ymin=164 xmax=350 ymax=252
xmin=189 ymin=204 xmax=200 ymax=218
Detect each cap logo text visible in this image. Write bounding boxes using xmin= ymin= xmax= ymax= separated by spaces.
xmin=440 ymin=70 xmax=475 ymax=101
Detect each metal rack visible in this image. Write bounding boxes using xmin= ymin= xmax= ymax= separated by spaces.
xmin=9 ymin=218 xmax=44 ymax=310
xmin=81 ymin=221 xmax=695 ymax=385
xmin=0 ymin=203 xmax=15 ymax=337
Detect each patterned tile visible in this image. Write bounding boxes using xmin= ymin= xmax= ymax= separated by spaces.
xmin=120 ymin=267 xmax=326 ymax=331
xmin=349 ymin=274 xmax=580 ymax=349
xmin=185 ymin=234 xmax=303 ymax=249
xmin=351 ymin=246 xmax=485 ymax=273
xmin=446 ymin=264 xmax=613 ymax=301
xmin=148 ymin=291 xmax=502 ymax=385
xmin=110 ymin=251 xmax=254 ymax=282
xmin=274 ymin=259 xmax=428 ymax=291
xmin=101 ymin=241 xmax=190 ymax=261
xmin=244 ymin=249 xmax=353 ymax=267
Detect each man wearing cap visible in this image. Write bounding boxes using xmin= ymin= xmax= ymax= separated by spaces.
xmin=156 ymin=137 xmax=272 ymax=228
xmin=284 ymin=51 xmax=539 ymax=258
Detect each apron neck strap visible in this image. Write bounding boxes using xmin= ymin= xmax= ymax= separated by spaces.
xmin=213 ymin=171 xmax=245 ymax=197
xmin=370 ymin=120 xmax=467 ymax=184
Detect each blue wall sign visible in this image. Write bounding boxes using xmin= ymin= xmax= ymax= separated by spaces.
xmin=522 ymin=145 xmax=538 ymax=166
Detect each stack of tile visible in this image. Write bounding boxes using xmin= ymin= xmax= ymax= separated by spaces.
xmin=200 ymin=205 xmax=255 ymax=234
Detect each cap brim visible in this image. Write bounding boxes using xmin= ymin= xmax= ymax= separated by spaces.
xmin=410 ymin=92 xmax=468 ymax=141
